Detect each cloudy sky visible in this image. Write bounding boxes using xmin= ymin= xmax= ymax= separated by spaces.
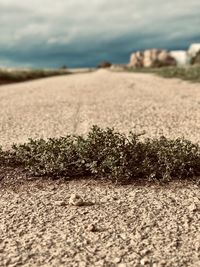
xmin=0 ymin=0 xmax=200 ymax=68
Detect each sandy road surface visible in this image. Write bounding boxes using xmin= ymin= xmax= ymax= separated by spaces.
xmin=0 ymin=69 xmax=199 ymax=148
xmin=0 ymin=70 xmax=200 ymax=267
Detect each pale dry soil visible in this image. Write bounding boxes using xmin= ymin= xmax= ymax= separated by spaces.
xmin=0 ymin=69 xmax=199 ymax=148
xmin=0 ymin=70 xmax=200 ymax=267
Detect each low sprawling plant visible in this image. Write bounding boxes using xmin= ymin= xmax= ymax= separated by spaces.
xmin=0 ymin=68 xmax=71 ymax=85
xmin=11 ymin=136 xmax=87 ymax=178
xmin=156 ymin=66 xmax=200 ymax=82
xmin=0 ymin=126 xmax=198 ymax=183
xmin=126 ymin=65 xmax=200 ymax=83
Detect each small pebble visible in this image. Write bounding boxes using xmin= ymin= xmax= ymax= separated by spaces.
xmin=88 ymin=224 xmax=98 ymax=232
xmin=55 ymin=200 xmax=66 ymax=206
xmin=140 ymin=257 xmax=149 ymax=266
xmin=113 ymin=257 xmax=121 ymax=263
xmin=69 ymin=193 xmax=84 ymax=206
xmin=188 ymin=203 xmax=197 ymax=212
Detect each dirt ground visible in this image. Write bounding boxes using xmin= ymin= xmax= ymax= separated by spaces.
xmin=0 ymin=69 xmax=199 ymax=148
xmin=0 ymin=70 xmax=200 ymax=267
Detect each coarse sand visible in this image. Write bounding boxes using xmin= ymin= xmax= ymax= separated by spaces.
xmin=0 ymin=70 xmax=200 ymax=267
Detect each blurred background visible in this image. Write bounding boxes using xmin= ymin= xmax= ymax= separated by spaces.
xmin=0 ymin=0 xmax=200 ymax=68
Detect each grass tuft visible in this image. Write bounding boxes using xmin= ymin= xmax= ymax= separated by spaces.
xmin=0 ymin=68 xmax=71 ymax=85
xmin=126 ymin=65 xmax=200 ymax=83
xmin=1 ymin=126 xmax=200 ymax=183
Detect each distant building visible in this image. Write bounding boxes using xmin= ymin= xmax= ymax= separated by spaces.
xmin=170 ymin=51 xmax=190 ymax=66
xmin=128 ymin=43 xmax=200 ymax=67
xmin=188 ymin=43 xmax=200 ymax=59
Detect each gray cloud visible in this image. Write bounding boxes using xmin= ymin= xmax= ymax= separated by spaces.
xmin=0 ymin=0 xmax=200 ymax=67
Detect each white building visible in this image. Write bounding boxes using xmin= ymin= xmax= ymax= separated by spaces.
xmin=188 ymin=43 xmax=200 ymax=58
xmin=170 ymin=51 xmax=190 ymax=66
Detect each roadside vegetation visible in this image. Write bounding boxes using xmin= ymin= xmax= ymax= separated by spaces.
xmin=1 ymin=126 xmax=199 ymax=184
xmin=126 ymin=65 xmax=200 ymax=83
xmin=0 ymin=68 xmax=71 ymax=85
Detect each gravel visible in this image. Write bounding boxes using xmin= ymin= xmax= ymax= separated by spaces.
xmin=0 ymin=173 xmax=200 ymax=267
xmin=0 ymin=69 xmax=199 ymax=149
xmin=0 ymin=70 xmax=200 ymax=266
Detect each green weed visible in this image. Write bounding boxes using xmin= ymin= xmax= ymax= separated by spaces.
xmin=1 ymin=126 xmax=199 ymax=183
